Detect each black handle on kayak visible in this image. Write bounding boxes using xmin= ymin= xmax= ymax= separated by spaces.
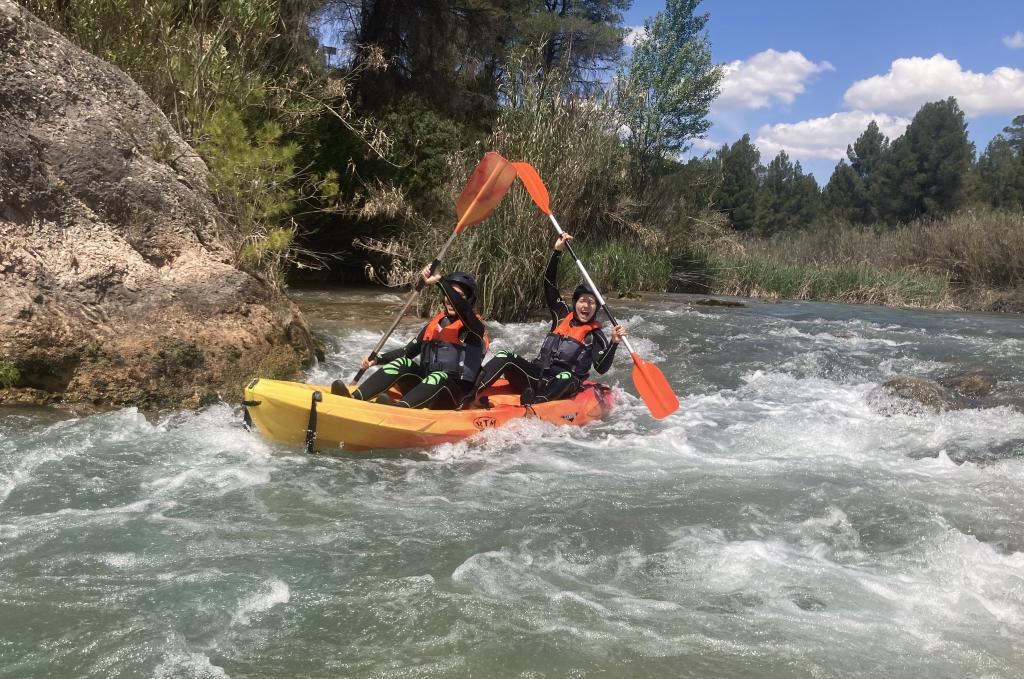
xmin=304 ymin=390 xmax=322 ymax=453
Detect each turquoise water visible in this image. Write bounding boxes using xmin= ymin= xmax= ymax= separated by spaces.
xmin=2 ymin=292 xmax=1024 ymax=678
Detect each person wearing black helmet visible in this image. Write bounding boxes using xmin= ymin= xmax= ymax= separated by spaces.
xmin=331 ymin=265 xmax=489 ymax=409
xmin=474 ymin=232 xmax=625 ymax=406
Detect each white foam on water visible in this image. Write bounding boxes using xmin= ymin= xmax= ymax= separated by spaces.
xmin=232 ymin=578 xmax=290 ymax=626
xmin=156 ymin=568 xmax=228 ymax=584
xmin=145 ymin=465 xmax=272 ymax=497
xmin=768 ymin=325 xmax=912 ymax=349
xmin=0 ymin=408 xmax=153 ymax=505
xmin=428 ymin=416 xmax=583 ymax=464
xmin=154 ymin=649 xmax=231 ymax=679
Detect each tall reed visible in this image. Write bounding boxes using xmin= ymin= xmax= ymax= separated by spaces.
xmin=692 ymin=248 xmax=952 ymax=307
xmin=740 ymin=209 xmax=1024 ymax=289
xmin=382 ymin=53 xmax=657 ymax=321
xmin=691 ymin=208 xmax=1024 ymax=308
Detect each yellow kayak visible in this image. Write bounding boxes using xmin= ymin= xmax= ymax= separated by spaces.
xmin=242 ymin=378 xmax=614 ymax=452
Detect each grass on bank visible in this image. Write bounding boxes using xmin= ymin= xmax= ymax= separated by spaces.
xmin=687 ymin=248 xmax=952 ymax=307
xmin=685 ymin=209 xmax=1023 ymax=309
xmin=557 ymin=241 xmax=672 ymax=298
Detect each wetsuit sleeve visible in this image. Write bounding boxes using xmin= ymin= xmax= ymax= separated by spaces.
xmin=544 ymin=250 xmax=572 ymax=327
xmin=591 ymin=329 xmax=619 ymax=375
xmin=377 ymin=326 xmax=425 ymax=364
xmin=438 ymin=279 xmax=485 ymax=338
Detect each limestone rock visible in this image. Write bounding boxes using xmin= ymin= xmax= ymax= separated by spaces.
xmin=0 ymin=2 xmax=316 ymax=408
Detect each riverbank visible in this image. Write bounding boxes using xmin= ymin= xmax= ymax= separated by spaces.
xmin=675 ymin=209 xmax=1024 ymax=314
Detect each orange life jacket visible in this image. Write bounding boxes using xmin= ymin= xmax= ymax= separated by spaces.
xmin=420 ymin=311 xmax=490 ymax=380
xmin=421 ymin=311 xmax=490 ymax=348
xmin=537 ymin=313 xmax=602 ymax=376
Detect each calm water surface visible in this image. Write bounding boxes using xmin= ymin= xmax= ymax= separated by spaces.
xmin=2 ymin=289 xmax=1024 ymax=678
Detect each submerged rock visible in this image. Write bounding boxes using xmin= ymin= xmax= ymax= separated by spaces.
xmin=692 ymin=298 xmax=747 ymax=308
xmin=938 ymin=371 xmax=996 ymax=398
xmin=875 ymin=377 xmax=966 ymax=413
xmin=0 ymin=2 xmax=316 ymax=408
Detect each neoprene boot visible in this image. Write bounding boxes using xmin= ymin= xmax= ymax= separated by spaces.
xmin=519 ymin=387 xmax=536 ymax=406
xmin=331 ymin=380 xmax=351 ymax=397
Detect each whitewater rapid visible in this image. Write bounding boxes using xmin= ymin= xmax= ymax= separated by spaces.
xmin=2 ymin=291 xmax=1023 ymax=678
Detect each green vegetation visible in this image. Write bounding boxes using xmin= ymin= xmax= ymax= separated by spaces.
xmin=0 ymin=360 xmax=21 ymax=388
xmin=616 ymin=0 xmax=722 ymax=195
xmin=562 ymin=241 xmax=673 ymax=298
xmin=686 ymin=209 xmax=1024 ymax=309
xmin=691 ymin=248 xmax=951 ymax=308
xmin=197 ymin=105 xmax=300 ymax=278
xmin=20 ymin=1 xmax=1024 ymax=315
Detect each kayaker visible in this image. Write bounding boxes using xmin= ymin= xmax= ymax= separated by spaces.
xmin=474 ymin=232 xmax=625 ymax=406
xmin=331 ymin=267 xmax=489 ymax=409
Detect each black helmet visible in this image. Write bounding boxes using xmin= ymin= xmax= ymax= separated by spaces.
xmin=572 ymin=283 xmax=601 ymax=317
xmin=445 ymin=272 xmax=478 ymax=305
xmin=572 ymin=283 xmax=599 ymax=304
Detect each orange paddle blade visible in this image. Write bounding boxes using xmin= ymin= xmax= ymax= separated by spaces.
xmin=511 ymin=162 xmax=553 ymax=215
xmin=630 ymin=353 xmax=679 ymax=419
xmin=454 ymin=152 xmax=517 ymax=233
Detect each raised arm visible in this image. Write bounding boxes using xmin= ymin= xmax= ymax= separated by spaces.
xmin=544 ymin=235 xmax=572 ymax=323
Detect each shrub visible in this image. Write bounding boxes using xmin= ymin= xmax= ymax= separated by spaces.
xmin=0 ymin=360 xmax=21 ymax=388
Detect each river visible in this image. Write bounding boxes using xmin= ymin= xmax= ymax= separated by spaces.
xmin=2 ymin=289 xmax=1024 ymax=678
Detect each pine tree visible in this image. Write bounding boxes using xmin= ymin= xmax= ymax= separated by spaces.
xmin=972 ymin=134 xmax=1024 ymax=209
xmin=758 ymin=151 xmax=820 ymax=235
xmin=1003 ymin=114 xmax=1024 ymax=155
xmin=715 ymin=134 xmax=762 ymax=232
xmin=848 ymin=120 xmax=889 ymax=181
xmin=823 ymin=160 xmax=864 ymax=223
xmin=870 ymin=97 xmax=974 ymax=224
xmin=792 ymin=163 xmax=823 ymax=228
xmin=519 ymin=0 xmax=631 ymax=76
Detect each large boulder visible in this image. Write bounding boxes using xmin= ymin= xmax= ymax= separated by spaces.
xmin=0 ymin=1 xmax=317 ymax=408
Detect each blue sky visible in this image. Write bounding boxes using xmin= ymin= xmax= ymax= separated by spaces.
xmin=625 ymin=1 xmax=1024 ymax=183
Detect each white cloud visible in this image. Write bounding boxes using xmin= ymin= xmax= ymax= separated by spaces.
xmin=753 ymin=111 xmax=911 ymax=162
xmin=689 ymin=137 xmax=721 ymax=153
xmin=1004 ymin=31 xmax=1024 ymax=49
xmin=843 ymin=54 xmax=1024 ymax=117
xmin=715 ymin=49 xmax=833 ymax=110
xmin=624 ymin=25 xmax=647 ymax=48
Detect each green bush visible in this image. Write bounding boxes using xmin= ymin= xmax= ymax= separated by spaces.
xmin=0 ymin=360 xmax=21 ymax=388
xmin=198 ymin=105 xmax=299 ymax=278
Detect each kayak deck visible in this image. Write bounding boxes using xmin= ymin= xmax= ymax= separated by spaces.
xmin=242 ymin=378 xmax=613 ymax=452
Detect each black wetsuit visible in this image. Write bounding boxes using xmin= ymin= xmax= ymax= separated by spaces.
xmin=475 ymin=250 xmax=617 ymax=403
xmin=352 ymin=280 xmax=487 ymax=409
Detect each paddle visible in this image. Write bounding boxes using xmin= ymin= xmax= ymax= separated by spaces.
xmin=512 ymin=162 xmax=680 ymax=419
xmin=353 ymin=152 xmax=518 ymax=383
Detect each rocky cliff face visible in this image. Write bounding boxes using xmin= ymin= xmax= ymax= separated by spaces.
xmin=0 ymin=1 xmax=317 ymax=408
